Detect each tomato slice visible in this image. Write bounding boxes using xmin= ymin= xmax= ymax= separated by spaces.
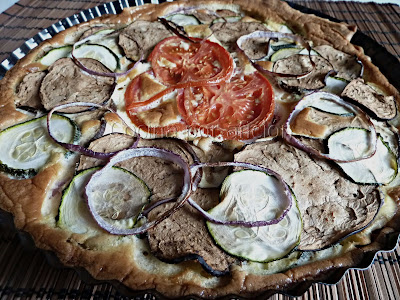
xmin=125 ymin=71 xmax=175 ymax=111
xmin=125 ymin=72 xmax=188 ymax=135
xmin=177 ymin=72 xmax=274 ymax=140
xmin=149 ymin=36 xmax=234 ymax=87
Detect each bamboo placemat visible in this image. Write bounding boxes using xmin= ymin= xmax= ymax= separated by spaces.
xmin=0 ymin=0 xmax=400 ymax=299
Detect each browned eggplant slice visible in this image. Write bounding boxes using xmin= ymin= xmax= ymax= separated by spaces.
xmin=146 ymin=188 xmax=236 ymax=276
xmin=192 ymin=9 xmax=238 ymax=24
xmin=118 ymin=20 xmax=173 ymax=60
xmin=341 ymin=78 xmax=397 ymax=120
xmin=39 ymin=58 xmax=115 ymax=113
xmin=313 ymin=45 xmax=362 ymax=81
xmin=78 ymin=133 xmax=136 ymax=170
xmin=273 ymin=54 xmax=333 ymax=90
xmin=210 ymin=21 xmax=267 ymax=50
xmin=15 ymin=71 xmax=46 ymax=109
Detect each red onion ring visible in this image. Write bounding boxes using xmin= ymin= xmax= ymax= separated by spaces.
xmin=47 ymin=102 xmax=137 ymax=159
xmin=172 ymin=137 xmax=203 ymax=187
xmin=323 ymin=69 xmax=338 ymax=83
xmin=158 ymin=17 xmax=198 ymax=43
xmin=85 ymin=147 xmax=192 ymax=235
xmin=283 ymin=91 xmax=378 ymax=162
xmin=189 ymin=161 xmax=293 ymax=227
xmin=236 ymin=30 xmax=315 ymax=79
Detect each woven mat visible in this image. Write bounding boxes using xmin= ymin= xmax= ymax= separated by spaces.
xmin=0 ymin=0 xmax=400 ymax=299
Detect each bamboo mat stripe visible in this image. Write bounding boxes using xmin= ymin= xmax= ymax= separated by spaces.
xmin=0 ymin=0 xmax=400 ymax=299
xmin=291 ymin=0 xmax=400 ymax=59
xmin=0 ymin=0 xmax=398 ymax=62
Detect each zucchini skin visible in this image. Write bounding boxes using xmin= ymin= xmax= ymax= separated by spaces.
xmin=0 ymin=163 xmax=36 ymax=179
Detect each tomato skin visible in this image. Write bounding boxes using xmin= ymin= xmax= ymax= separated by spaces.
xmin=177 ymin=72 xmax=275 ymax=140
xmin=149 ymin=36 xmax=234 ymax=88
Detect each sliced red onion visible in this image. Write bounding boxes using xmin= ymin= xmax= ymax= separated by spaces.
xmin=158 ymin=17 xmax=198 ymax=43
xmin=47 ymin=102 xmax=137 ymax=159
xmin=189 ymin=161 xmax=293 ymax=227
xmin=90 ymin=118 xmax=107 ymax=141
xmin=323 ymin=69 xmax=338 ymax=83
xmin=172 ymin=137 xmax=203 ymax=187
xmin=236 ymin=30 xmax=315 ymax=79
xmin=283 ymin=91 xmax=378 ymax=162
xmin=85 ymin=147 xmax=192 ymax=235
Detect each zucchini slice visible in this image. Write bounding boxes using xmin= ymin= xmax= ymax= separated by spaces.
xmin=298 ymin=48 xmax=320 ymax=56
xmin=58 ymin=167 xmax=101 ymax=234
xmin=92 ymin=28 xmax=115 ymax=36
xmin=269 ymin=47 xmax=318 ymax=62
xmin=59 ymin=166 xmax=150 ymax=234
xmin=91 ymin=29 xmax=124 ymax=58
xmin=73 ymin=44 xmax=119 ymax=71
xmin=322 ymin=76 xmax=349 ymax=96
xmin=264 ymin=21 xmax=293 ymax=34
xmin=328 ymin=128 xmax=398 ymax=184
xmin=85 ymin=166 xmax=151 ymax=231
xmin=207 ymin=170 xmax=302 ymax=262
xmin=167 ymin=14 xmax=201 ymax=26
xmin=40 ymin=45 xmax=72 ymax=66
xmin=0 ymin=114 xmax=79 ymax=178
xmin=293 ymin=91 xmax=354 ymax=116
xmin=211 ymin=16 xmax=242 ymax=24
xmin=310 ymin=97 xmax=353 ymax=116
xmin=270 ymin=47 xmax=301 ymax=62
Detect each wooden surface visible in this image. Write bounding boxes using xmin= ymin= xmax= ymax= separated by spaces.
xmin=0 ymin=0 xmax=400 ymax=299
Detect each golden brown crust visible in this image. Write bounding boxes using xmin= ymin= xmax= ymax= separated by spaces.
xmin=0 ymin=0 xmax=399 ymax=298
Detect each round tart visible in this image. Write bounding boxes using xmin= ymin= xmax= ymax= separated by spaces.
xmin=0 ymin=0 xmax=399 ymax=298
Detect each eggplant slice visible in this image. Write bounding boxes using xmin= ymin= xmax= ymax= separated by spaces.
xmin=273 ymin=54 xmax=333 ymax=90
xmin=313 ymin=45 xmax=363 ymax=81
xmin=118 ymin=20 xmax=173 ymax=60
xmin=147 ymin=188 xmax=236 ymax=276
xmin=341 ymin=78 xmax=397 ymax=120
xmin=210 ymin=22 xmax=268 ymax=51
xmin=39 ymin=58 xmax=115 ymax=113
xmin=15 ymin=71 xmax=46 ymax=109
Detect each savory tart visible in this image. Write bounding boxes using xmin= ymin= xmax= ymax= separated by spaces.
xmin=0 ymin=0 xmax=399 ymax=298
